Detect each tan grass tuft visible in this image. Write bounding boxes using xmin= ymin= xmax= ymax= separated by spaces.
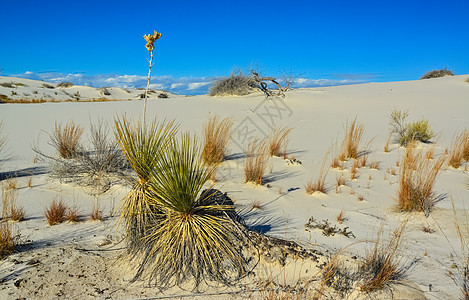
xmin=369 ymin=161 xmax=380 ymax=170
xmin=245 ymin=139 xmax=269 ymax=185
xmin=336 ymin=210 xmax=345 ymax=224
xmin=90 ymin=202 xmax=103 ymax=221
xmin=305 ymin=150 xmax=330 ymax=194
xmin=338 ymin=117 xmax=365 ymax=160
xmin=202 ymin=115 xmax=233 ymax=164
xmin=360 ymin=221 xmax=407 ymax=292
xmin=397 ymin=146 xmax=445 ymax=215
xmin=384 ymin=132 xmax=392 ymax=153
xmin=53 ymin=121 xmax=84 ymax=158
xmin=448 ymin=130 xmax=469 ymax=169
xmin=44 ymin=198 xmax=67 ymax=225
xmin=268 ymin=126 xmax=293 ymax=157
xmin=65 ymin=206 xmax=80 ymax=222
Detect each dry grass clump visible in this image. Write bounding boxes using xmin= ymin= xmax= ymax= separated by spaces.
xmin=202 ymin=115 xmax=233 ymax=164
xmin=337 ymin=117 xmax=365 ymax=161
xmin=209 ymin=70 xmax=256 ymax=96
xmin=2 ymin=184 xmax=25 ymax=222
xmin=336 ymin=210 xmax=345 ymax=224
xmin=268 ymin=126 xmax=293 ymax=157
xmin=448 ymin=130 xmax=469 ymax=168
xmin=44 ymin=198 xmax=67 ymax=226
xmin=305 ymin=152 xmax=330 ymax=194
xmin=397 ymin=146 xmax=445 ymax=215
xmin=51 ymin=121 xmax=84 ymax=158
xmin=90 ymin=202 xmax=103 ymax=221
xmin=420 ymin=67 xmax=454 ymax=79
xmin=65 ymin=206 xmax=80 ymax=222
xmin=245 ymin=139 xmax=269 ymax=185
xmin=359 ymin=222 xmax=406 ymax=292
xmin=57 ymin=81 xmax=74 ymax=88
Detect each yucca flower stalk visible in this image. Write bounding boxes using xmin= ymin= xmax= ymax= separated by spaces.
xmin=114 ymin=115 xmax=178 ymax=252
xmin=142 ymin=30 xmax=162 ymax=128
xmin=132 ymin=133 xmax=249 ymax=289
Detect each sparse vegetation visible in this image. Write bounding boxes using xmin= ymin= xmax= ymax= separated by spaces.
xmin=305 ymin=151 xmax=330 ymax=194
xmin=338 ymin=117 xmax=365 ymax=160
xmin=389 ymin=109 xmax=435 ymax=146
xmin=41 ymin=83 xmax=55 ymax=89
xmin=448 ymin=130 xmax=469 ymax=168
xmin=44 ymin=198 xmax=67 ymax=226
xmin=304 ymin=217 xmax=355 ymax=238
xmin=359 ymin=222 xmax=407 ymax=292
xmin=65 ymin=206 xmax=79 ymax=222
xmin=420 ymin=67 xmax=454 ymax=79
xmin=90 ymin=201 xmax=103 ymax=221
xmin=268 ymin=126 xmax=293 ymax=157
xmin=397 ymin=146 xmax=445 ymax=216
xmin=99 ymin=87 xmax=111 ymax=96
xmin=50 ymin=121 xmax=84 ymax=159
xmin=244 ymin=138 xmax=269 ymax=185
xmin=57 ymin=82 xmax=74 ymax=88
xmin=209 ymin=70 xmax=257 ymax=96
xmin=202 ymin=115 xmax=233 ymax=164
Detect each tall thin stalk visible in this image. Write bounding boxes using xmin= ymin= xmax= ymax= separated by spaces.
xmin=142 ymin=30 xmax=162 ymax=128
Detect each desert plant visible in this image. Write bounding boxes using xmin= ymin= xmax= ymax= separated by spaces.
xmin=268 ymin=126 xmax=293 ymax=157
xmin=50 ymin=121 xmax=84 ymax=159
xmin=397 ymin=146 xmax=445 ymax=215
xmin=90 ymin=201 xmax=103 ymax=221
xmin=245 ymin=138 xmax=269 ymax=185
xmin=359 ymin=222 xmax=407 ymax=292
xmin=114 ymin=116 xmax=178 ymax=254
xmin=389 ymin=109 xmax=435 ymax=146
xmin=142 ymin=30 xmax=162 ymax=127
xmin=465 ymin=78 xmax=469 ymax=84
xmin=99 ymin=87 xmax=111 ymax=96
xmin=44 ymin=198 xmax=67 ymax=225
xmin=0 ymin=194 xmax=18 ymax=259
xmin=57 ymin=82 xmax=74 ymax=88
xmin=209 ymin=70 xmax=257 ymax=96
xmin=420 ymin=67 xmax=454 ymax=79
xmin=202 ymin=115 xmax=233 ymax=164
xmin=41 ymin=83 xmax=55 ymax=89
xmin=2 ymin=186 xmax=24 ymax=222
xmin=65 ymin=206 xmax=79 ymax=222
xmin=305 ymin=151 xmax=330 ymax=194
xmin=448 ymin=130 xmax=469 ymax=168
xmin=130 ymin=134 xmax=249 ymax=289
xmin=338 ymin=117 xmax=365 ymax=160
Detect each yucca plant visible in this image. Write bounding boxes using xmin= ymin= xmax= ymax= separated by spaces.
xmin=114 ymin=115 xmax=178 ymax=252
xmin=132 ymin=133 xmax=249 ymax=288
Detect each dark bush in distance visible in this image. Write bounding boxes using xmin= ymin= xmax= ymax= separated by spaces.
xmin=420 ymin=67 xmax=454 ymax=79
xmin=209 ymin=72 xmax=257 ymax=96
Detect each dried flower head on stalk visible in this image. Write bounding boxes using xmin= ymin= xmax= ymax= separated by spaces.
xmin=144 ymin=31 xmax=162 ymax=53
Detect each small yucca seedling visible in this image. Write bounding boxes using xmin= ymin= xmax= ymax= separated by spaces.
xmin=202 ymin=115 xmax=233 ymax=164
xmin=338 ymin=117 xmax=365 ymax=160
xmin=44 ymin=198 xmax=67 ymax=226
xmin=51 ymin=121 xmax=84 ymax=158
xmin=268 ymin=126 xmax=293 ymax=157
xmin=245 ymin=138 xmax=269 ymax=185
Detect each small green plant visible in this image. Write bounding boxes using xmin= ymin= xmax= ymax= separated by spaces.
xmin=420 ymin=67 xmax=454 ymax=79
xmin=209 ymin=70 xmax=257 ymax=96
xmin=389 ymin=109 xmax=435 ymax=146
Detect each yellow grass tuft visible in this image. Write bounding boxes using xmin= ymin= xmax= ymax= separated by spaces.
xmin=338 ymin=117 xmax=365 ymax=160
xmin=336 ymin=210 xmax=345 ymax=224
xmin=448 ymin=130 xmax=469 ymax=169
xmin=53 ymin=121 xmax=84 ymax=158
xmin=245 ymin=138 xmax=269 ymax=185
xmin=202 ymin=115 xmax=233 ymax=164
xmin=305 ymin=151 xmax=330 ymax=195
xmin=65 ymin=206 xmax=80 ymax=222
xmin=268 ymin=126 xmax=293 ymax=157
xmin=44 ymin=198 xmax=67 ymax=226
xmin=397 ymin=146 xmax=445 ymax=215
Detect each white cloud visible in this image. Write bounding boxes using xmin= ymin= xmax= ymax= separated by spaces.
xmin=187 ymin=82 xmax=210 ymax=90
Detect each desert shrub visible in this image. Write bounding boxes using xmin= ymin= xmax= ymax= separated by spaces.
xmin=0 ymin=82 xmax=15 ymax=88
xmin=359 ymin=223 xmax=406 ymax=292
xmin=41 ymin=83 xmax=55 ymax=89
xmin=389 ymin=109 xmax=435 ymax=146
xmin=448 ymin=130 xmax=469 ymax=168
xmin=2 ymin=185 xmax=24 ymax=222
xmin=57 ymin=82 xmax=74 ymax=88
xmin=245 ymin=138 xmax=269 ymax=184
xmin=338 ymin=117 xmax=365 ymax=160
xmin=397 ymin=146 xmax=445 ymax=215
xmin=268 ymin=126 xmax=293 ymax=157
xmin=99 ymin=87 xmax=111 ymax=96
xmin=209 ymin=71 xmax=257 ymax=96
xmin=465 ymin=78 xmax=469 ymax=84
xmin=202 ymin=115 xmax=233 ymax=164
xmin=420 ymin=67 xmax=454 ymax=79
xmin=44 ymin=198 xmax=67 ymax=226
xmin=50 ymin=121 xmax=84 ymax=159
xmin=158 ymin=93 xmax=168 ymax=98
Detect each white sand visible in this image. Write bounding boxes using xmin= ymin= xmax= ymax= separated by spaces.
xmin=0 ymin=74 xmax=469 ymax=299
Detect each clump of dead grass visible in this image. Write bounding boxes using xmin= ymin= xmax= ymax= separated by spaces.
xmin=305 ymin=151 xmax=330 ymax=194
xmin=245 ymin=139 xmax=269 ymax=185
xmin=337 ymin=117 xmax=365 ymax=161
xmin=2 ymin=184 xmax=24 ymax=222
xmin=448 ymin=130 xmax=469 ymax=169
xmin=65 ymin=206 xmax=80 ymax=222
xmin=397 ymin=146 xmax=445 ymax=216
xmin=44 ymin=198 xmax=67 ymax=225
xmin=359 ymin=222 xmax=407 ymax=292
xmin=51 ymin=121 xmax=84 ymax=159
xmin=202 ymin=115 xmax=233 ymax=164
xmin=268 ymin=126 xmax=293 ymax=157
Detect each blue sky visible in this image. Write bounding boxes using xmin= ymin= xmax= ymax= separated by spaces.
xmin=1 ymin=0 xmax=468 ymax=94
